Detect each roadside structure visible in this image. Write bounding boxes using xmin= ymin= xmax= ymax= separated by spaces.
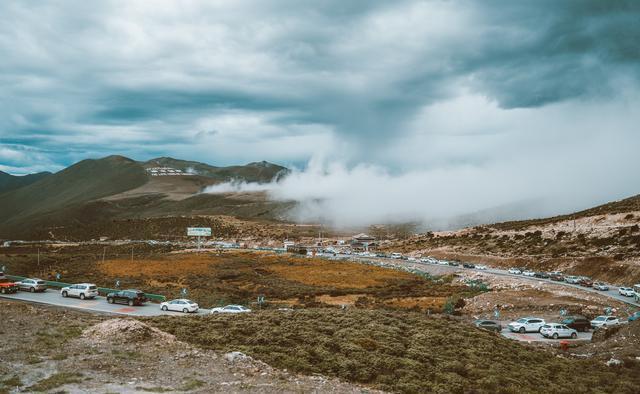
xmin=351 ymin=233 xmax=377 ymax=252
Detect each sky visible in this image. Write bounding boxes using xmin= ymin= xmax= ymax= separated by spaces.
xmin=1 ymin=1 xmax=640 ymax=226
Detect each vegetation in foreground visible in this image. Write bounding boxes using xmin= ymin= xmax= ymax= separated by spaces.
xmin=148 ymin=309 xmax=640 ymax=394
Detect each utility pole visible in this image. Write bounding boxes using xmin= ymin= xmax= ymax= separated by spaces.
xmin=102 ymin=247 xmax=106 ymax=264
xmin=131 ymin=246 xmax=134 ymax=263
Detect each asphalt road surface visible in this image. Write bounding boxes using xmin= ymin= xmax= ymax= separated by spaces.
xmin=0 ymin=289 xmax=211 ymax=317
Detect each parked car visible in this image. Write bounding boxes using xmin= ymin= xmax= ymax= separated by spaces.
xmin=16 ymin=278 xmax=47 ymax=293
xmin=522 ymin=270 xmax=536 ymax=277
xmin=210 ymin=305 xmax=251 ymax=314
xmin=475 ymin=264 xmax=487 ymax=270
xmin=549 ymin=273 xmax=564 ymax=281
xmin=619 ymin=287 xmax=635 ymax=297
xmin=590 ymin=315 xmax=620 ymax=329
xmin=61 ymin=283 xmax=99 ymax=300
xmin=561 ymin=316 xmax=591 ymax=332
xmin=593 ymin=282 xmax=609 ymax=291
xmin=540 ymin=323 xmax=578 ymax=339
xmin=534 ymin=272 xmax=549 ymax=279
xmin=438 ymin=260 xmax=449 ymax=265
xmin=449 ymin=261 xmax=460 ymax=267
xmin=160 ymin=299 xmax=199 ymax=313
xmin=508 ymin=268 xmax=522 ymax=275
xmin=564 ymin=276 xmax=580 ymax=284
xmin=0 ymin=281 xmax=19 ymax=294
xmin=390 ymin=253 xmax=402 ymax=259
xmin=106 ymin=289 xmax=147 ymax=306
xmin=508 ymin=317 xmax=546 ymax=333
xmin=577 ymin=277 xmax=593 ymax=287
xmin=474 ymin=320 xmax=502 ymax=332
xmin=463 ymin=263 xmax=476 ymax=269
xmin=628 ymin=311 xmax=640 ymax=322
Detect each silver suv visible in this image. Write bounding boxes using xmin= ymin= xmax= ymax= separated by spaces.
xmin=16 ymin=278 xmax=47 ymax=292
xmin=61 ymin=283 xmax=99 ymax=300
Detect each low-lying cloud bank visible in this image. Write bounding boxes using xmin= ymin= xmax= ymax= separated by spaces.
xmin=203 ymin=92 xmax=640 ymax=229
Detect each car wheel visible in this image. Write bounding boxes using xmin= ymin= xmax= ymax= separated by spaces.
xmin=161 ymin=305 xmax=168 ymax=311
xmin=80 ymin=293 xmax=85 ymax=300
xmin=571 ymin=333 xmax=577 ymax=339
xmin=30 ymin=287 xmax=35 ymax=293
xmin=552 ymin=333 xmax=558 ymax=339
xmin=107 ymin=297 xmax=114 ymax=304
xmin=183 ymin=308 xmax=189 ymax=313
xmin=128 ymin=299 xmax=134 ymax=306
xmin=519 ymin=327 xmax=525 ymax=334
xmin=62 ymin=291 xmax=68 ymax=297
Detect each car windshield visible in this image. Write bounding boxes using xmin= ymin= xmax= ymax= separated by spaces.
xmin=561 ymin=319 xmax=573 ymax=324
xmin=594 ymin=316 xmax=606 ymax=321
xmin=516 ymin=318 xmax=527 ymax=323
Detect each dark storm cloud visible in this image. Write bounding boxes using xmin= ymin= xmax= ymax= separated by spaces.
xmin=1 ymin=0 xmax=640 ymax=226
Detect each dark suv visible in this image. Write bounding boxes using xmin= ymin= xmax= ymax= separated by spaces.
xmin=561 ymin=316 xmax=590 ymax=332
xmin=106 ymin=290 xmax=147 ymax=306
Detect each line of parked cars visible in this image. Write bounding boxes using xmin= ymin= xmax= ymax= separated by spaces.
xmin=0 ymin=274 xmax=255 ymax=316
xmin=476 ymin=312 xmax=636 ymax=339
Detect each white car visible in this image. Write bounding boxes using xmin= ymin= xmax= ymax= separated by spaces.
xmin=508 ymin=317 xmax=546 ymax=333
xmin=475 ymin=264 xmax=487 ymax=270
xmin=438 ymin=260 xmax=449 ymax=266
xmin=619 ymin=287 xmax=635 ymax=297
xmin=540 ymin=323 xmax=578 ymax=339
xmin=522 ymin=270 xmax=536 ymax=277
xmin=160 ymin=299 xmax=199 ymax=313
xmin=508 ymin=268 xmax=522 ymax=275
xmin=210 ymin=305 xmax=251 ymax=314
xmin=590 ymin=315 xmax=619 ymax=329
xmin=390 ymin=253 xmax=402 ymax=259
xmin=60 ymin=283 xmax=99 ymax=300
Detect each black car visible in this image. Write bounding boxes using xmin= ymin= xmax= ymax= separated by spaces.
xmin=561 ymin=316 xmax=590 ymax=332
xmin=106 ymin=289 xmax=147 ymax=306
xmin=463 ymin=263 xmax=475 ymax=269
xmin=474 ymin=320 xmax=502 ymax=332
xmin=534 ymin=272 xmax=549 ymax=279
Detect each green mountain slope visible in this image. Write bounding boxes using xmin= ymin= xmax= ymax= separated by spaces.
xmin=0 ymin=155 xmax=292 ymax=239
xmin=0 ymin=155 xmax=148 ymax=228
xmin=0 ymin=171 xmax=52 ymax=194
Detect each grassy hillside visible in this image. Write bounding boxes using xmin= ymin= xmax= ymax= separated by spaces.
xmin=0 ymin=155 xmax=294 ymax=240
xmin=0 ymin=155 xmax=148 ymax=232
xmin=0 ymin=171 xmax=51 ymax=194
xmin=149 ymin=309 xmax=640 ymax=393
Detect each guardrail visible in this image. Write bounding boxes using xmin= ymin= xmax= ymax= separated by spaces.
xmin=6 ymin=275 xmax=166 ymax=302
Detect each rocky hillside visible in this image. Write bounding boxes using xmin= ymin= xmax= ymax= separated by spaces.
xmin=385 ymin=194 xmax=640 ymax=284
